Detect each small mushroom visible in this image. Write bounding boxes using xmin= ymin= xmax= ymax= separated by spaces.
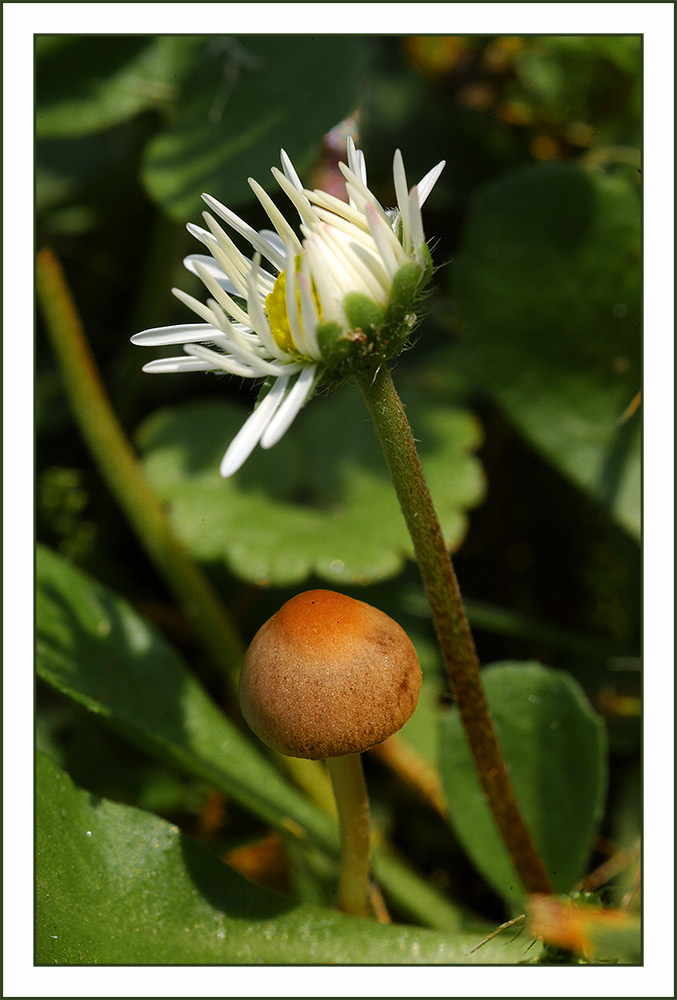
xmin=239 ymin=589 xmax=422 ymax=760
xmin=240 ymin=589 xmax=422 ymax=916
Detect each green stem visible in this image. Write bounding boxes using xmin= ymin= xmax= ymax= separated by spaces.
xmin=358 ymin=367 xmax=552 ymax=895
xmin=326 ymin=754 xmax=371 ymax=917
xmin=36 ymin=247 xmax=245 ymax=682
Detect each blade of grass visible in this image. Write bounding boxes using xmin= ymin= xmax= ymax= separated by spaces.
xmin=37 ymin=246 xmax=244 ymax=682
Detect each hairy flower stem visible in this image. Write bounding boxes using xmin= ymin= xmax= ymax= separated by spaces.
xmin=358 ymin=367 xmax=553 ymax=895
xmin=326 ymin=754 xmax=372 ymax=917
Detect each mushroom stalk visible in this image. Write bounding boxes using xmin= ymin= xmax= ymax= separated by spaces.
xmin=239 ymin=589 xmax=422 ymax=919
xmin=326 ymin=754 xmax=371 ymax=918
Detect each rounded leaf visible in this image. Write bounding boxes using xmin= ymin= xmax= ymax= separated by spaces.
xmin=36 ymin=753 xmax=538 ymax=965
xmin=135 ymin=384 xmax=484 ymax=586
xmin=142 ymin=35 xmax=366 ymax=219
xmin=36 ymin=36 xmax=204 ymax=138
xmin=440 ymin=662 xmax=608 ymax=905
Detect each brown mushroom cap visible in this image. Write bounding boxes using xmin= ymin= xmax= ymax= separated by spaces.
xmin=239 ymin=589 xmax=422 ymax=760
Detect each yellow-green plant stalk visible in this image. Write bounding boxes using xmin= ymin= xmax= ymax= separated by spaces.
xmin=36 ymin=247 xmax=244 ymax=681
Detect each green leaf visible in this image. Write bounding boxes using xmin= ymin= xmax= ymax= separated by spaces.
xmin=36 ymin=753 xmax=536 ymax=964
xmin=36 ymin=544 xmax=322 ymax=839
xmin=35 ymin=545 xmax=464 ymax=931
xmin=135 ymin=384 xmax=484 ymax=586
xmin=439 ymin=662 xmax=607 ymax=906
xmin=450 ymin=162 xmax=641 ymax=537
xmin=142 ymin=35 xmax=366 ymax=219
xmin=36 ymin=36 xmax=204 ymax=138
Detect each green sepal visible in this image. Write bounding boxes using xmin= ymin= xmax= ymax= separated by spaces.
xmin=317 ymin=262 xmax=429 ymax=375
xmin=418 ymin=242 xmax=434 ymax=286
xmin=316 ymin=321 xmax=357 ymax=367
xmin=384 ymin=261 xmax=425 ymax=328
xmin=254 ymin=377 xmax=275 ymax=405
xmin=375 ymin=261 xmax=425 ymax=358
xmin=343 ymin=293 xmax=386 ymax=337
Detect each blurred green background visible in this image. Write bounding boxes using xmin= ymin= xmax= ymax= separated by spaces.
xmin=36 ymin=34 xmax=641 ymax=953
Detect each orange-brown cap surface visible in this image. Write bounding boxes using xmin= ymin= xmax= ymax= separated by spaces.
xmin=240 ymin=590 xmax=422 ymax=760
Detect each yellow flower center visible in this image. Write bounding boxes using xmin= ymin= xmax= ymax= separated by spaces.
xmin=266 ymin=256 xmax=322 ymax=355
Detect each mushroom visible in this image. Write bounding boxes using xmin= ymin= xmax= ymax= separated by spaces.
xmin=240 ymin=589 xmax=422 ymax=916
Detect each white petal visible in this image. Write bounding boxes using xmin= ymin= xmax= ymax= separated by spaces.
xmin=182 ymin=344 xmax=255 ymax=377
xmin=305 ymin=227 xmax=354 ymax=299
xmin=407 ymin=185 xmax=425 ymax=260
xmin=192 ymin=261 xmax=255 ymax=342
xmin=329 ymin=225 xmax=389 ymax=300
xmin=364 ymin=204 xmax=402 ymax=279
xmin=184 ymin=342 xmax=302 ymax=379
xmin=200 ymin=214 xmax=254 ymax=297
xmin=202 ymin=193 xmax=286 ymax=271
xmin=337 ymin=161 xmax=391 ymax=228
xmin=141 ymin=356 xmax=216 ymax=373
xmin=171 ymin=287 xmax=230 ymax=333
xmin=304 ymin=189 xmax=370 ymax=233
xmin=131 ymin=323 xmax=217 ymax=347
xmin=272 ymin=168 xmax=317 ymax=226
xmin=183 ymin=254 xmax=239 ymax=295
xmin=347 ymin=240 xmax=391 ymax=293
xmin=260 ymin=366 xmax=317 ymax=449
xmin=346 ymin=136 xmax=367 ymax=186
xmin=220 ymin=377 xmax=289 ymax=477
xmin=315 ymin=223 xmax=384 ymax=301
xmin=296 ymin=267 xmax=322 ymax=359
xmin=259 ymin=229 xmax=287 ymax=257
xmin=279 ymin=149 xmax=304 ymax=192
xmin=303 ymin=240 xmax=344 ymax=324
xmin=186 ymin=222 xmax=217 ymax=248
xmin=176 ymin=275 xmax=252 ymax=329
xmin=416 ymin=160 xmax=446 ymax=206
xmin=248 ymin=178 xmax=303 ymax=255
xmin=201 ymin=214 xmax=279 ymax=298
xmin=282 ymin=241 xmax=309 ymax=357
xmin=246 ymin=253 xmax=285 ymax=358
xmin=393 ymin=150 xmax=412 ymax=254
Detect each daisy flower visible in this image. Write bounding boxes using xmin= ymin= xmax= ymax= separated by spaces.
xmin=132 ymin=139 xmax=444 ymax=477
